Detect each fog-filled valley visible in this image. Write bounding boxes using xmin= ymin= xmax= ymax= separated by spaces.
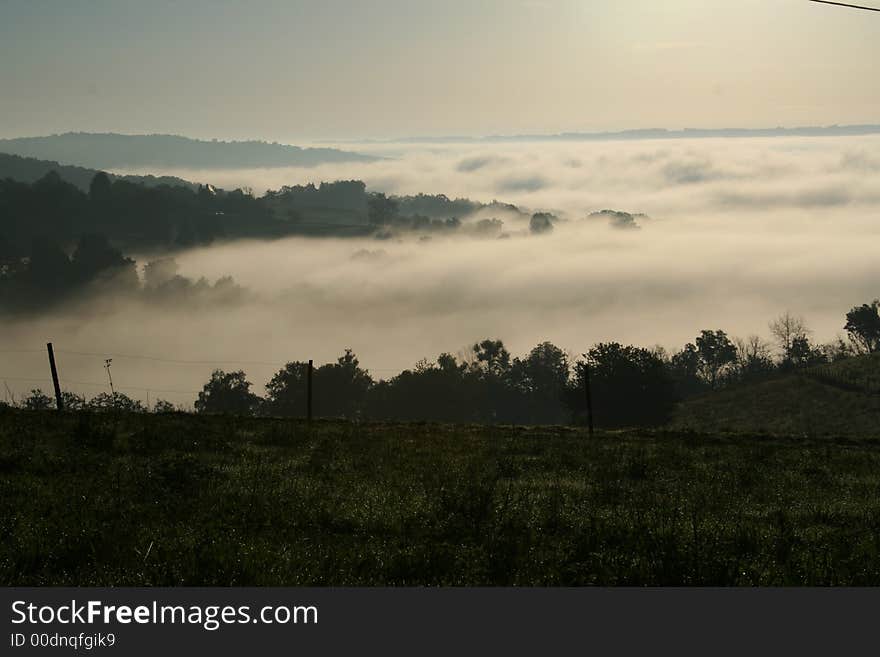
xmin=8 ymin=0 xmax=880 ymax=596
xmin=3 ymin=135 xmax=879 ymax=408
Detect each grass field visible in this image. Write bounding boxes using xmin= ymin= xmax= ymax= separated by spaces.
xmin=673 ymin=354 xmax=880 ymax=437
xmin=2 ymin=408 xmax=880 ymax=586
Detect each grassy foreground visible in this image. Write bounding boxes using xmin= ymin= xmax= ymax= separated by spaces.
xmin=2 ymin=408 xmax=880 ymax=586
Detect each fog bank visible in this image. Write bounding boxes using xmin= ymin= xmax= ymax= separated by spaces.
xmin=4 ymin=136 xmax=878 ymax=407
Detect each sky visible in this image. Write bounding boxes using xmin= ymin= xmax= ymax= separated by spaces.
xmin=1 ymin=0 xmax=878 ymax=141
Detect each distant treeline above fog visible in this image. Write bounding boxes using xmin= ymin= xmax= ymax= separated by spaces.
xmin=0 ymin=133 xmax=377 ymax=170
xmin=355 ymin=124 xmax=880 ymax=144
xmin=0 ymin=165 xmax=604 ymax=263
xmin=0 ymin=230 xmax=244 ymax=313
xmin=1 ymin=167 xmax=645 ymax=311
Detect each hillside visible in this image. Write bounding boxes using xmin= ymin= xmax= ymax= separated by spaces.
xmin=4 ymin=410 xmax=880 ymax=585
xmin=0 ymin=152 xmax=198 ymax=191
xmin=672 ymin=353 xmax=880 ymax=437
xmin=0 ymin=133 xmax=377 ymax=170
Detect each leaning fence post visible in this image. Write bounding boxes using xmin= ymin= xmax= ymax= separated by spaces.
xmin=307 ymin=359 xmax=313 ymax=423
xmin=46 ymin=342 xmax=63 ymax=411
xmin=583 ymin=361 xmax=594 ymax=437
xmin=580 ymin=356 xmax=594 ymax=437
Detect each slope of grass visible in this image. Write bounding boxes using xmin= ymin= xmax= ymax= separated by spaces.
xmin=804 ymin=353 xmax=880 ymax=395
xmin=3 ymin=408 xmax=880 ymax=586
xmin=673 ymin=355 xmax=880 ymax=438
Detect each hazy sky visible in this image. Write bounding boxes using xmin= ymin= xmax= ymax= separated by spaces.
xmin=1 ymin=0 xmax=878 ymax=140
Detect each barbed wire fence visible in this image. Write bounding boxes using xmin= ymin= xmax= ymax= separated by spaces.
xmin=0 ymin=345 xmax=406 ymax=413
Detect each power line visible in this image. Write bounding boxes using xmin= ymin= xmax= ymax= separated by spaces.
xmin=61 ymin=379 xmax=200 ymax=395
xmin=3 ymin=346 xmax=424 ymax=404
xmin=56 ymin=349 xmax=287 ymax=367
xmin=0 ymin=375 xmax=199 ymax=395
xmin=0 ymin=376 xmax=52 ymax=384
xmin=5 ymin=346 xmax=410 ymax=372
xmin=809 ymin=0 xmax=880 ymax=11
xmin=54 ymin=349 xmax=406 ymax=372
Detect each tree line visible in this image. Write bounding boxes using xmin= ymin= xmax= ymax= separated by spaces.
xmin=0 ymin=172 xmax=563 ymax=312
xmin=0 ymin=171 xmax=542 ymax=268
xmin=11 ymin=302 xmax=877 ymax=427
xmin=191 ymin=305 xmax=879 ymax=426
xmin=0 ymin=230 xmax=244 ymax=312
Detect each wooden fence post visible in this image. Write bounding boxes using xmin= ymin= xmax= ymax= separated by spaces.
xmin=307 ymin=359 xmax=313 ymax=423
xmin=46 ymin=343 xmax=63 ymax=411
xmin=583 ymin=361 xmax=594 ymax=437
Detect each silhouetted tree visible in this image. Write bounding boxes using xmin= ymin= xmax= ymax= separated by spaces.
xmin=143 ymin=258 xmax=180 ymax=288
xmin=265 ymin=361 xmax=311 ymax=417
xmin=466 ymin=339 xmax=520 ymax=422
xmin=695 ymin=330 xmax=737 ymax=388
xmin=769 ymin=312 xmax=809 ymax=365
xmin=471 ymin=339 xmax=512 ymax=378
xmin=568 ymin=343 xmax=676 ymax=427
xmin=529 ymin=212 xmax=554 ymax=235
xmin=89 ymin=171 xmax=112 ymax=203
xmin=71 ymin=233 xmax=137 ymax=286
xmin=153 ymin=399 xmax=176 ymax=413
xmin=61 ymin=391 xmax=87 ymax=410
xmin=368 ymin=193 xmax=398 ymax=225
xmin=845 ymin=300 xmax=880 ymax=354
xmin=512 ymin=342 xmax=569 ymax=424
xmin=266 ymin=350 xmax=372 ymax=418
xmin=820 ymin=336 xmax=855 ymax=363
xmin=314 ymin=350 xmax=373 ymax=418
xmin=89 ymin=391 xmax=147 ymax=413
xmin=365 ymin=354 xmax=478 ymax=423
xmin=27 ymin=237 xmax=71 ymax=293
xmin=196 ymin=370 xmax=259 ymax=415
xmin=788 ymin=335 xmax=827 ymax=367
xmin=23 ymin=389 xmax=53 ymax=410
xmin=669 ymin=343 xmax=705 ymax=397
xmin=733 ymin=336 xmax=776 ymax=381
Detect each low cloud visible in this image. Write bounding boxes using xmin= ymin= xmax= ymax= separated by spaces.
xmin=456 ymin=156 xmax=501 ymax=172
xmin=496 ymin=175 xmax=548 ymax=193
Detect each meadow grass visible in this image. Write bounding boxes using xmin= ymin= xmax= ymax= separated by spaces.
xmin=672 ymin=370 xmax=880 ymax=438
xmin=2 ymin=408 xmax=880 ymax=585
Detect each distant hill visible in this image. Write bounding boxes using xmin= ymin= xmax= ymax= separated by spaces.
xmin=353 ymin=124 xmax=880 ymax=144
xmin=0 ymin=133 xmax=378 ymax=170
xmin=671 ymin=353 xmax=880 ymax=437
xmin=0 ymin=152 xmax=198 ymax=191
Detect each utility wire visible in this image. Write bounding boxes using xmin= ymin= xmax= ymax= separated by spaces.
xmin=0 ymin=375 xmax=198 ymax=395
xmin=56 ymin=349 xmax=286 ymax=367
xmin=0 ymin=375 xmax=52 ymax=384
xmin=55 ymin=348 xmax=405 ymax=372
xmin=61 ymin=379 xmax=200 ymax=395
xmin=3 ymin=346 xmax=439 ymax=401
xmin=809 ymin=0 xmax=880 ymax=11
xmin=4 ymin=346 xmax=411 ymax=371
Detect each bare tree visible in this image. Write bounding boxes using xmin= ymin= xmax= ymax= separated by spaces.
xmin=734 ymin=335 xmax=774 ymax=378
xmin=769 ymin=312 xmax=809 ymax=363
